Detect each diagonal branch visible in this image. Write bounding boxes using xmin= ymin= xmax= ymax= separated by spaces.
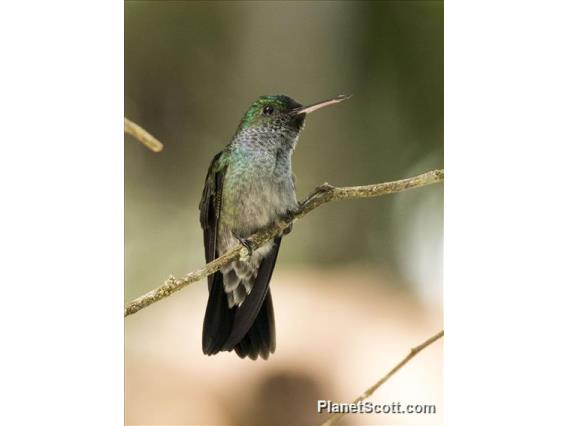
xmin=320 ymin=329 xmax=444 ymax=425
xmin=124 ymin=117 xmax=164 ymax=152
xmin=124 ymin=169 xmax=444 ymax=317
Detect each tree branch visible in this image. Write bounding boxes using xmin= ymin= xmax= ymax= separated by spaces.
xmin=321 ymin=330 xmax=444 ymax=426
xmin=124 ymin=168 xmax=444 ymax=317
xmin=124 ymin=117 xmax=164 ymax=152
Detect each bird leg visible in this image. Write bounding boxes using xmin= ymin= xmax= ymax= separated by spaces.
xmin=231 ymin=231 xmax=254 ymax=257
xmin=281 ymin=221 xmax=293 ymax=235
xmin=276 ymin=207 xmax=301 ymax=235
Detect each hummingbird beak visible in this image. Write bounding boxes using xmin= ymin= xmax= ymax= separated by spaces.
xmin=292 ymin=94 xmax=352 ymax=115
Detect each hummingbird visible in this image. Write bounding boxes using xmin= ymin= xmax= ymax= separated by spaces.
xmin=200 ymin=94 xmax=350 ymax=360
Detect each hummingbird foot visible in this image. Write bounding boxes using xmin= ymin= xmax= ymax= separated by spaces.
xmin=282 ymin=223 xmax=293 ymax=235
xmin=284 ymin=207 xmax=301 ymax=221
xmin=276 ymin=208 xmax=300 ymax=235
xmin=232 ymin=231 xmax=254 ymax=258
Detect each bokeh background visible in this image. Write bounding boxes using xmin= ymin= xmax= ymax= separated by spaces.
xmin=125 ymin=1 xmax=443 ymax=425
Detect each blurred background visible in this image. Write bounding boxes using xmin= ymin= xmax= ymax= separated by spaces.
xmin=125 ymin=1 xmax=443 ymax=425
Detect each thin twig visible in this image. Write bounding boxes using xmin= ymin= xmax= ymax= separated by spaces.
xmin=124 ymin=117 xmax=164 ymax=152
xmin=321 ymin=330 xmax=444 ymax=426
xmin=124 ymin=169 xmax=444 ymax=317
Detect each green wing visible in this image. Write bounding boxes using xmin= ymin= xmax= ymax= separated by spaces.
xmin=199 ymin=151 xmax=227 ymax=287
xmin=200 ymin=151 xmax=236 ymax=355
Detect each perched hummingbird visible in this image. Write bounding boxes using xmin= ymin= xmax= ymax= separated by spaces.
xmin=200 ymin=94 xmax=350 ymax=360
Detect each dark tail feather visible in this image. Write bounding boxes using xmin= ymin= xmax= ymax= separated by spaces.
xmin=203 ymin=237 xmax=281 ymax=360
xmin=202 ymin=271 xmax=234 ymax=355
xmin=224 ymin=238 xmax=281 ymax=350
xmin=234 ymin=288 xmax=276 ymax=360
xmin=203 ymin=285 xmax=275 ymax=360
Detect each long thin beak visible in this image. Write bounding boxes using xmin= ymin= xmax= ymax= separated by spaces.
xmin=292 ymin=94 xmax=351 ymax=115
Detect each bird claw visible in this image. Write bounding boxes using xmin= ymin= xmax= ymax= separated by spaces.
xmin=274 ymin=207 xmax=299 ymax=234
xmin=283 ymin=207 xmax=300 ymax=221
xmin=282 ymin=222 xmax=293 ymax=235
xmin=232 ymin=232 xmax=254 ymax=257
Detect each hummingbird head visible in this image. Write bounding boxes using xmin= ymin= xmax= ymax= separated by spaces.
xmin=236 ymin=94 xmax=351 ymax=139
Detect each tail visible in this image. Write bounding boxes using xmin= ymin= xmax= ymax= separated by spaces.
xmin=202 ymin=237 xmax=281 ymax=359
xmin=202 ymin=279 xmax=276 ymax=360
xmin=202 ymin=238 xmax=280 ymax=360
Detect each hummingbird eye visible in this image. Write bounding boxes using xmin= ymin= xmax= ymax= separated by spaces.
xmin=262 ymin=105 xmax=274 ymax=116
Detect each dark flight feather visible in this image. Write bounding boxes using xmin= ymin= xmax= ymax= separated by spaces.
xmin=224 ymin=238 xmax=281 ymax=351
xmin=201 ymin=152 xmax=232 ymax=354
xmin=235 ymin=287 xmax=276 ymax=359
xmin=200 ymin=151 xmax=278 ymax=359
xmin=199 ymin=151 xmax=225 ymax=286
